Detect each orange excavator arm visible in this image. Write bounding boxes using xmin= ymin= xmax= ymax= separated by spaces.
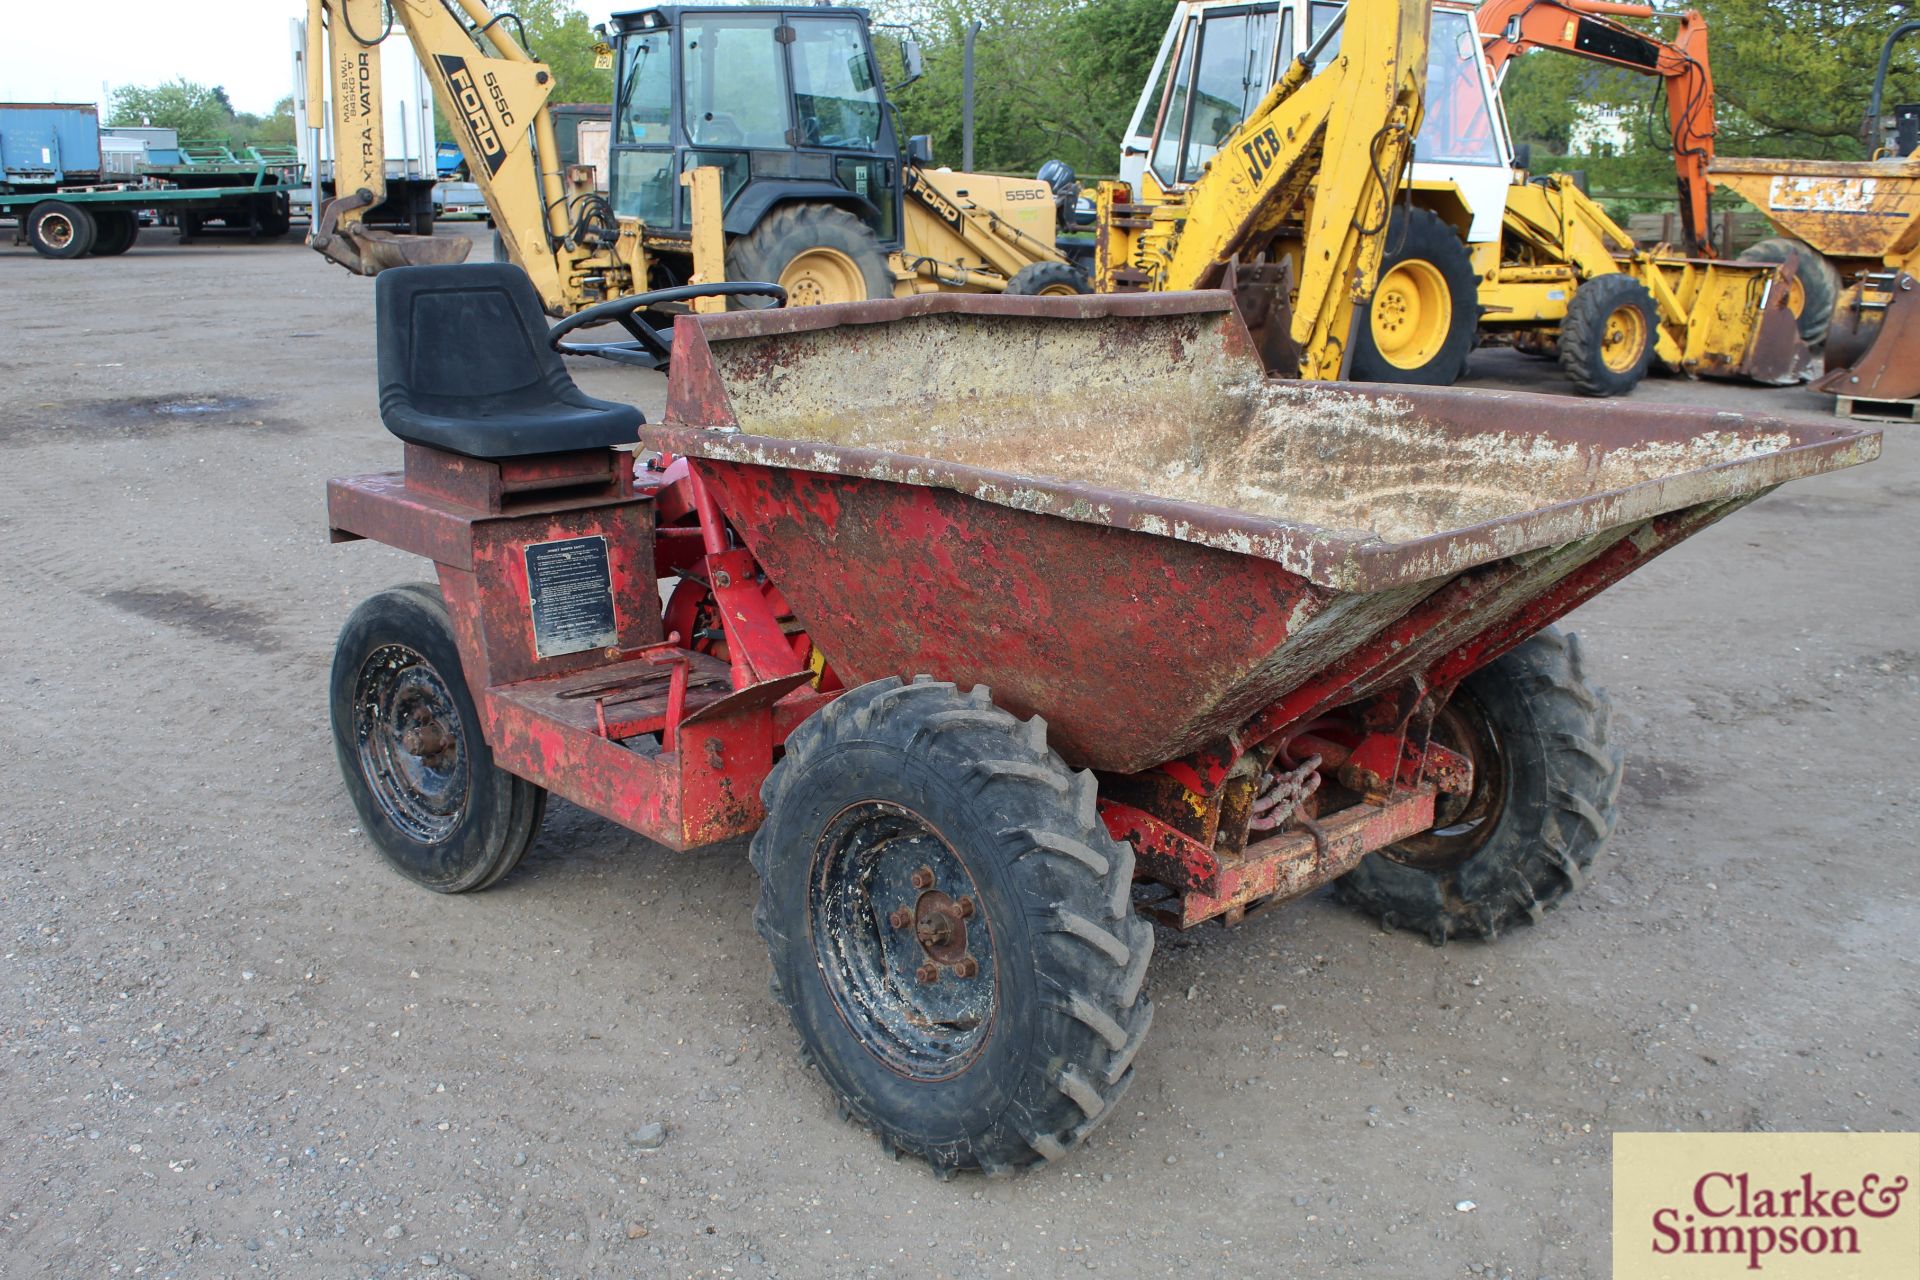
xmin=1477 ymin=0 xmax=1716 ymax=256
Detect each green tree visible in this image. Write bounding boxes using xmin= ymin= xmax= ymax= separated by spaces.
xmin=513 ymin=0 xmax=613 ymax=106
xmin=890 ymin=0 xmax=1176 ymax=176
xmin=107 ymin=79 xmax=234 ymax=141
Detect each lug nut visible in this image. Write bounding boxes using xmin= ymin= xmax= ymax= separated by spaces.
xmin=953 ymin=956 xmax=979 ymax=979
xmin=909 ymin=866 xmax=934 ymax=891
xmin=955 ymin=896 xmax=975 ymax=920
xmin=915 ymin=963 xmax=940 ymax=985
xmin=888 ymin=907 xmax=914 ymax=930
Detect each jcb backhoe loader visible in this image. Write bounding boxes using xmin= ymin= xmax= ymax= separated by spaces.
xmin=1091 ymin=0 xmax=1434 ymax=381
xmin=1107 ymin=0 xmax=1809 ymax=395
xmin=304 ymin=0 xmax=1087 ymax=325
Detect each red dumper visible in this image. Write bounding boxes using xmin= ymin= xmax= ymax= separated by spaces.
xmin=327 ymin=267 xmax=1878 ymax=1175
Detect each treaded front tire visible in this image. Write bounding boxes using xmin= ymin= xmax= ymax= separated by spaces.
xmin=1004 ymin=261 xmax=1091 ymax=295
xmin=330 ymin=582 xmax=546 ymax=893
xmin=1559 ymin=273 xmax=1656 ymax=396
xmin=1335 ymin=627 xmax=1623 ymax=943
xmin=752 ymin=676 xmax=1153 ymax=1175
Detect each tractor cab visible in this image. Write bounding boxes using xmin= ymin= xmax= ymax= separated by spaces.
xmin=607 ymin=5 xmax=912 ymax=248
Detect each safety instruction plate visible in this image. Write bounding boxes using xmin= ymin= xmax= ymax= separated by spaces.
xmin=524 ymin=535 xmax=617 ymax=657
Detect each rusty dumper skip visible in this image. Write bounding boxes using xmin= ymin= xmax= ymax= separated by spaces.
xmin=327 ymin=267 xmax=1878 ymax=1175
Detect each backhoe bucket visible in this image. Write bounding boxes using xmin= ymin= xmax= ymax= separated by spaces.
xmin=308 ymin=192 xmax=473 ymax=276
xmin=1814 ymin=272 xmax=1920 ymax=402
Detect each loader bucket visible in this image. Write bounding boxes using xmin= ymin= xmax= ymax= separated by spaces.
xmin=1814 ymin=272 xmax=1920 ymax=401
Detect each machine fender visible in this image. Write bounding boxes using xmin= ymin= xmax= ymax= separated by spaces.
xmin=722 ymin=181 xmax=882 ymax=238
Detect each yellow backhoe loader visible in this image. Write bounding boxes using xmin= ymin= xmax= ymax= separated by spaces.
xmin=1092 ymin=0 xmax=1434 ymax=380
xmin=1107 ymin=0 xmax=1810 ymax=394
xmin=303 ymin=0 xmax=1089 ymax=327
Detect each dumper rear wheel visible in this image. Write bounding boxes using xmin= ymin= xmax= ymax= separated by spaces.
xmin=330 ymin=583 xmax=547 ymax=894
xmin=1559 ymin=274 xmax=1655 ymax=396
xmin=753 ymin=676 xmax=1152 ymax=1175
xmin=1335 ymin=627 xmax=1623 ymax=943
xmin=1738 ymin=237 xmax=1839 ymax=345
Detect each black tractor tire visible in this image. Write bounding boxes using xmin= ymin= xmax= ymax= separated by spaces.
xmin=1003 ymin=261 xmax=1092 ymax=296
xmin=26 ymin=201 xmax=96 ymax=258
xmin=753 ymin=676 xmax=1153 ymax=1176
xmin=1336 ymin=627 xmax=1623 ymax=944
xmin=255 ymin=197 xmax=292 ymax=239
xmin=330 ymin=582 xmax=547 ymax=894
xmin=1559 ymin=273 xmax=1657 ymax=397
xmin=724 ymin=202 xmax=893 ymax=308
xmin=1349 ymin=207 xmax=1478 ymax=385
xmin=1737 ymin=236 xmax=1840 ymax=345
xmin=89 ymin=210 xmax=139 ymax=256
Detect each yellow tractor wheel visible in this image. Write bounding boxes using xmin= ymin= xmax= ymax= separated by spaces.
xmin=1350 ymin=208 xmax=1478 ymax=385
xmin=1369 ymin=259 xmax=1453 ymax=371
xmin=778 ymin=247 xmax=867 ymax=307
xmin=725 ymin=203 xmax=893 ymax=309
xmin=1559 ymin=273 xmax=1657 ymax=397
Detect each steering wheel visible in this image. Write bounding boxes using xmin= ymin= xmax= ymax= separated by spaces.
xmin=548 ymin=281 xmax=787 ymax=368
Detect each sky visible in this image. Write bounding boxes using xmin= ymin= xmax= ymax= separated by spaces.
xmin=0 ymin=2 xmax=618 ymax=118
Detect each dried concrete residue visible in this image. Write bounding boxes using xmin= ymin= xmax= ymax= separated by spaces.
xmin=707 ymin=316 xmax=1796 ymax=545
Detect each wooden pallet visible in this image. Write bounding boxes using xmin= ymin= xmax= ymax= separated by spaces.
xmin=1835 ymin=394 xmax=1920 ymax=425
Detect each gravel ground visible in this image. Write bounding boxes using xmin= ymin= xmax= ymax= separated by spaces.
xmin=1 ymin=223 xmax=1915 ymax=1279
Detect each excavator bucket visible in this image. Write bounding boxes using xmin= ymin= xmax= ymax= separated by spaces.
xmin=308 ymin=193 xmax=472 ymax=276
xmin=1814 ymin=271 xmax=1920 ymax=403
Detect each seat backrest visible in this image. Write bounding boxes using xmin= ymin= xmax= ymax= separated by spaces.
xmin=375 ymin=263 xmax=574 ymax=423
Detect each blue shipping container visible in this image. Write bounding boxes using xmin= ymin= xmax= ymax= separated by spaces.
xmin=0 ymin=103 xmax=103 ymax=186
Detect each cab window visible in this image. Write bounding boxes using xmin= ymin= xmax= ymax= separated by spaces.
xmin=789 ymin=17 xmax=883 ymax=150
xmin=1420 ymin=10 xmax=1504 ymax=164
xmin=1150 ymin=7 xmax=1280 ymax=187
xmin=681 ymin=13 xmax=792 ymax=149
xmin=615 ymin=30 xmax=672 ymax=144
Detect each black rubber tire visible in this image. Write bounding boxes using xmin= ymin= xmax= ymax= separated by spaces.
xmin=724 ymin=202 xmax=892 ymax=308
xmin=1737 ymin=236 xmax=1840 ymax=345
xmin=89 ymin=210 xmax=139 ymax=256
xmin=26 ymin=201 xmax=96 ymax=259
xmin=1003 ymin=261 xmax=1092 ymax=296
xmin=330 ymin=582 xmax=546 ymax=894
xmin=1559 ymin=273 xmax=1656 ymax=397
xmin=1336 ymin=627 xmax=1623 ymax=943
xmin=1348 ymin=207 xmax=1478 ymax=385
xmin=752 ymin=676 xmax=1153 ymax=1175
xmin=255 ymin=196 xmax=292 ymax=239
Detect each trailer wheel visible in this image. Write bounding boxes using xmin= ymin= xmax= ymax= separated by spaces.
xmin=1737 ymin=237 xmax=1840 ymax=345
xmin=753 ymin=676 xmax=1152 ymax=1175
xmin=1559 ymin=274 xmax=1656 ymax=396
xmin=1335 ymin=627 xmax=1623 ymax=943
xmin=1349 ymin=208 xmax=1477 ymax=385
xmin=89 ymin=210 xmax=139 ymax=256
xmin=330 ymin=583 xmax=547 ymax=894
xmin=26 ymin=201 xmax=96 ymax=259
xmin=255 ymin=196 xmax=292 ymax=239
xmin=725 ymin=203 xmax=892 ymax=308
xmin=1004 ymin=261 xmax=1091 ymax=296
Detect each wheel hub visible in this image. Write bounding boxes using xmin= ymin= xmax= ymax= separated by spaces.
xmin=354 ymin=643 xmax=469 ymax=842
xmin=809 ymin=804 xmax=995 ymax=1080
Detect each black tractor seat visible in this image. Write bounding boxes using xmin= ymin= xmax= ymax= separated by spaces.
xmin=375 ymin=263 xmax=644 ymax=459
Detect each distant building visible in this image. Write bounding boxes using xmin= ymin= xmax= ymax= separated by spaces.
xmin=1568 ymin=103 xmax=1632 ymax=156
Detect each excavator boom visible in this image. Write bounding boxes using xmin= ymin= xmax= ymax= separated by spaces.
xmin=1476 ymin=0 xmax=1716 ymax=254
